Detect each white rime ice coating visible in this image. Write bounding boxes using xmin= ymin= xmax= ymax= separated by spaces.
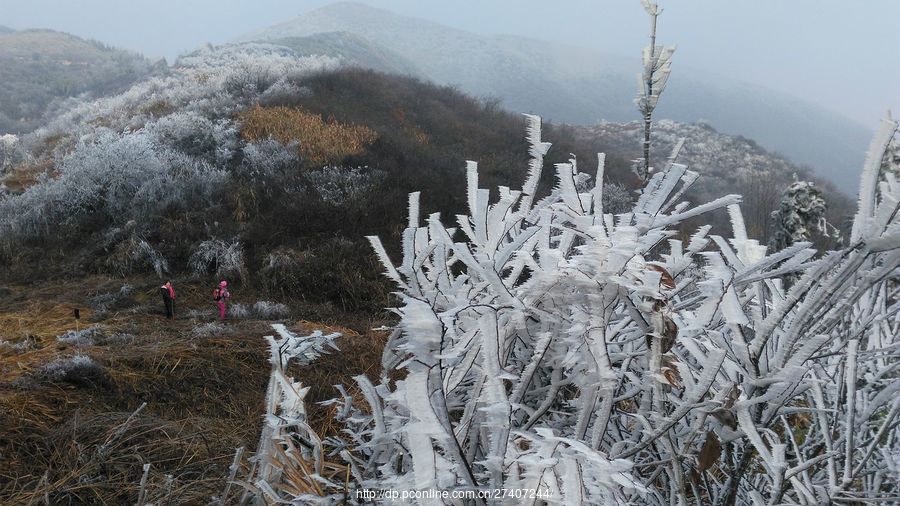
xmin=301 ymin=115 xmax=900 ymax=504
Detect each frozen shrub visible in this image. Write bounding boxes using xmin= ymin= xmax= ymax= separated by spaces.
xmin=144 ymin=110 xmax=239 ymax=165
xmin=258 ymin=247 xmax=306 ymax=296
xmin=0 ymin=336 xmax=37 ymax=353
xmin=238 ymin=140 xmax=300 ymax=182
xmin=258 ymin=79 xmax=312 ymax=105
xmin=192 ymin=322 xmax=228 ymax=338
xmin=298 ymin=115 xmax=900 ymax=504
xmin=189 ymin=239 xmax=246 ymax=280
xmin=0 ymin=130 xmax=226 ymax=246
xmin=252 ymin=301 xmax=290 ymax=320
xmin=304 ymin=166 xmax=386 ymax=206
xmin=89 ymin=284 xmax=136 ymax=313
xmin=228 ymin=303 xmax=251 ymax=319
xmin=37 ymin=355 xmax=107 ymax=386
xmin=56 ymin=326 xmax=105 ymax=346
xmin=105 ymin=236 xmax=170 ymax=278
xmin=768 ymin=178 xmax=833 ymax=251
xmin=601 ymin=182 xmax=635 ymax=214
xmin=0 ymin=133 xmax=24 ymax=172
xmin=98 ymin=332 xmax=134 ymax=345
xmin=186 ymin=309 xmax=205 ymax=320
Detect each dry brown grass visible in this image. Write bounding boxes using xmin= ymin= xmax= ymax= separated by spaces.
xmin=237 ymin=104 xmax=377 ymax=164
xmin=0 ymin=158 xmax=55 ymax=193
xmin=0 ymin=277 xmax=388 ymax=504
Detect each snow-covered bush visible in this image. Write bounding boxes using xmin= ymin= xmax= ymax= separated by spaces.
xmin=0 ymin=336 xmax=37 ymax=353
xmin=56 ymin=326 xmax=105 ymax=346
xmin=191 ymin=322 xmax=228 ymax=338
xmin=237 ymin=139 xmax=300 ymax=182
xmin=105 ymin=236 xmax=170 ymax=278
xmin=768 ymin=178 xmax=831 ymax=252
xmin=37 ymin=355 xmax=106 ymax=386
xmin=0 ymin=133 xmax=24 ymax=172
xmin=89 ymin=284 xmax=135 ymax=314
xmin=284 ymin=113 xmax=900 ymax=505
xmin=601 ymin=181 xmax=635 ymax=214
xmin=258 ymin=79 xmax=312 ymax=105
xmin=258 ymin=247 xmax=305 ymax=297
xmin=188 ymin=239 xmax=246 ymax=280
xmin=228 ymin=303 xmax=251 ymax=319
xmin=225 ymin=301 xmax=289 ymax=320
xmin=0 ymin=130 xmax=226 ymax=246
xmin=142 ymin=110 xmax=239 ymax=165
xmin=251 ymin=301 xmax=290 ymax=320
xmin=304 ymin=166 xmax=386 ymax=206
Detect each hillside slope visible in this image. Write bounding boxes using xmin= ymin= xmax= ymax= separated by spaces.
xmin=0 ymin=29 xmax=159 ymax=134
xmin=239 ymin=1 xmax=872 ymax=192
xmin=0 ymin=44 xmax=848 ymax=308
xmin=579 ymin=120 xmax=853 ymax=245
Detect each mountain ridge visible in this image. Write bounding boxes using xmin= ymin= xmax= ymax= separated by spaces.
xmin=0 ymin=29 xmax=158 ymax=134
xmin=239 ymin=1 xmax=872 ymax=193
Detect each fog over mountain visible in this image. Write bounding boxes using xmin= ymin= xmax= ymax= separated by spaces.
xmin=2 ymin=0 xmax=896 ymax=190
xmin=0 ymin=28 xmax=159 ymax=133
xmin=236 ymin=2 xmax=877 ymax=192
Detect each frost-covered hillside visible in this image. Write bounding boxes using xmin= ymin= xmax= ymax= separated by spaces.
xmin=582 ymin=120 xmax=854 ymax=244
xmin=0 ymin=41 xmax=852 ymax=291
xmin=239 ymin=1 xmax=872 ymax=191
xmin=0 ymin=43 xmax=631 ymax=309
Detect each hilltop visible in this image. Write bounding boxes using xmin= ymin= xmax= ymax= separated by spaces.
xmin=0 ymin=29 xmax=160 ymax=134
xmin=239 ymin=1 xmax=873 ymax=192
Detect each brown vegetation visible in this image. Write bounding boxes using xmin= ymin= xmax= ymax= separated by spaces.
xmin=237 ymin=104 xmax=377 ymax=164
xmin=0 ymin=277 xmax=388 ymax=504
xmin=1 ymin=159 xmax=54 ymax=193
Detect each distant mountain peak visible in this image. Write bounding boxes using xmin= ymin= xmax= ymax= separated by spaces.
xmin=239 ymin=3 xmax=872 ymax=191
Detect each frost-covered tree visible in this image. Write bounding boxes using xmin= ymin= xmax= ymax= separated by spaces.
xmin=0 ymin=43 xmax=337 ymax=273
xmin=0 ymin=134 xmax=23 ymax=173
xmin=0 ymin=130 xmax=225 ymax=246
xmin=304 ymin=166 xmax=386 ymax=206
xmin=188 ymin=238 xmax=246 ymax=280
xmin=767 ymin=178 xmax=829 ymax=252
xmin=601 ymin=181 xmax=635 ymax=214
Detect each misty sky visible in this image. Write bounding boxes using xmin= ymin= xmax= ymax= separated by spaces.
xmin=1 ymin=0 xmax=897 ymax=128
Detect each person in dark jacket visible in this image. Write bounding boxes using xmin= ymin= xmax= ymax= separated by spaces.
xmin=160 ymin=281 xmax=176 ymax=319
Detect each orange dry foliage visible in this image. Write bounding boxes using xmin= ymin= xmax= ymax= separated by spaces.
xmin=237 ymin=105 xmax=377 ymax=164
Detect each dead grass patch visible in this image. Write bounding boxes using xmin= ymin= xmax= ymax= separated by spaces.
xmin=237 ymin=105 xmax=377 ymax=164
xmin=0 ymin=278 xmax=389 ymax=504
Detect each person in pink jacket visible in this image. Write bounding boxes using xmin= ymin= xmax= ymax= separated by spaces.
xmin=213 ymin=280 xmax=230 ymax=320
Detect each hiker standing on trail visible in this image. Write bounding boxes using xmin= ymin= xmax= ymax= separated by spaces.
xmin=160 ymin=281 xmax=176 ymax=319
xmin=213 ymin=280 xmax=230 ymax=320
